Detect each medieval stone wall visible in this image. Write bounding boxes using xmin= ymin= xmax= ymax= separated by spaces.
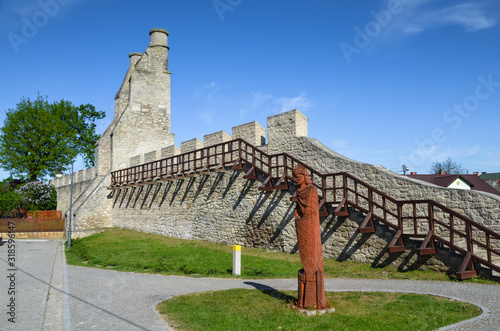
xmin=104 ymin=108 xmax=500 ymax=273
xmin=281 ymin=136 xmax=500 ymax=232
xmin=52 ymin=167 xmax=96 ymax=214
xmin=53 ymin=30 xmax=500 ymax=275
xmin=52 ymin=168 xmax=113 ymax=235
xmin=110 ymin=163 xmax=465 ymax=273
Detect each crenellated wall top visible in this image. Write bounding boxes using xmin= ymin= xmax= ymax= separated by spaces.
xmin=50 ymin=167 xmax=97 ymax=188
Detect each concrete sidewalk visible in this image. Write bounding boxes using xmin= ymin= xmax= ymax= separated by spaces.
xmin=0 ymin=239 xmax=67 ymax=330
xmin=1 ymin=240 xmax=500 ymax=330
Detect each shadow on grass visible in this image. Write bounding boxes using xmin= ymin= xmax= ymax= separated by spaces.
xmin=243 ymin=282 xmax=295 ymax=303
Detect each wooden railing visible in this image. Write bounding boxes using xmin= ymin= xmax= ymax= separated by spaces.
xmin=109 ymin=138 xmax=500 ymax=279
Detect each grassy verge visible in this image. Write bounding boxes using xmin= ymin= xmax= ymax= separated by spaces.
xmin=157 ymin=289 xmax=482 ymax=331
xmin=65 ymin=228 xmax=498 ymax=283
xmin=65 ymin=228 xmax=301 ymax=278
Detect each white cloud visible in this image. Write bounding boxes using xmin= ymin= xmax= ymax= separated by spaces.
xmin=461 ymin=145 xmax=483 ymax=156
xmin=478 ymin=158 xmax=500 ymax=167
xmin=331 ymin=139 xmax=346 ymax=149
xmin=386 ymin=0 xmax=498 ymax=36
xmin=273 ymin=92 xmax=313 ymax=114
xmin=195 ymin=82 xmax=220 ymax=102
xmin=250 ymin=92 xmax=273 ymax=110
xmin=427 ymin=145 xmax=495 ymax=166
xmin=0 ymin=0 xmax=85 ymax=33
xmin=198 ymin=109 xmax=214 ymax=125
xmin=240 ymin=91 xmax=314 ymax=117
xmin=414 ymin=3 xmax=496 ymax=32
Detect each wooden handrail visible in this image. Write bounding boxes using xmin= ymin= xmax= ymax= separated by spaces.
xmin=109 ymin=138 xmax=500 ymax=276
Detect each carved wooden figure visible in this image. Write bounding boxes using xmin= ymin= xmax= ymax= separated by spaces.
xmin=292 ymin=164 xmax=327 ymax=310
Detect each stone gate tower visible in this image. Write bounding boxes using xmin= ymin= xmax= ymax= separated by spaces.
xmin=52 ymin=28 xmax=176 ymax=233
xmin=95 ymin=28 xmax=175 ymax=174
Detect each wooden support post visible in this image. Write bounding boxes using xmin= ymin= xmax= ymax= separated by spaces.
xmin=387 ymin=229 xmax=405 ymax=253
xmin=456 ymin=252 xmax=477 ymax=280
xmin=259 ymin=175 xmax=273 ymax=191
xmin=358 ymin=212 xmax=375 ymax=233
xmin=243 ymin=166 xmax=257 ymax=180
xmin=274 ymin=173 xmax=289 ymax=190
xmin=318 ymin=198 xmax=329 ymax=217
xmin=417 ymin=230 xmax=436 ymax=256
xmin=334 ymin=197 xmax=349 ymax=217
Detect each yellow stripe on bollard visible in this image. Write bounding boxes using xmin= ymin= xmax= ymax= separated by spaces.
xmin=233 ymin=245 xmax=241 ymax=276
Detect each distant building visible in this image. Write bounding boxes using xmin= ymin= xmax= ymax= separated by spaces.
xmin=479 ymin=172 xmax=500 ymax=193
xmin=408 ymin=172 xmax=500 ymax=196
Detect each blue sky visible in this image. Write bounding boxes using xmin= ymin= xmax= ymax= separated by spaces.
xmin=1 ymin=0 xmax=499 ymax=180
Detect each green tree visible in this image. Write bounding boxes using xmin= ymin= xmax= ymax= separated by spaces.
xmin=0 ymin=178 xmax=22 ymax=216
xmin=429 ymin=158 xmax=466 ymax=174
xmin=0 ymin=94 xmax=105 ymax=180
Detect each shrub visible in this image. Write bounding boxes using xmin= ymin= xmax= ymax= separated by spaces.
xmin=16 ymin=181 xmax=57 ymax=211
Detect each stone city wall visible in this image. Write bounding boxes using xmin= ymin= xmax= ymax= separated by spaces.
xmin=111 ymin=163 xmax=465 ymax=274
xmin=126 ymin=108 xmax=500 ymax=235
xmin=52 ymin=167 xmax=97 ymax=214
xmin=283 ymin=136 xmax=500 ymax=231
xmin=52 ymin=167 xmax=113 ymax=236
xmin=52 ymin=28 xmax=500 ymax=274
xmin=107 ymin=109 xmax=499 ymax=273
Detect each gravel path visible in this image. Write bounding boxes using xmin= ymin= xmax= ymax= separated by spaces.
xmin=1 ymin=240 xmax=499 ymax=330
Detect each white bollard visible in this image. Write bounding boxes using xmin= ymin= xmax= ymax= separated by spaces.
xmin=233 ymin=245 xmax=241 ymax=276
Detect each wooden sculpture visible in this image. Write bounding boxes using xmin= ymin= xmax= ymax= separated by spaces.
xmin=292 ymin=164 xmax=327 ymax=310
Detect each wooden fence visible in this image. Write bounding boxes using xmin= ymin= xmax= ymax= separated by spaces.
xmin=0 ymin=210 xmax=64 ymax=233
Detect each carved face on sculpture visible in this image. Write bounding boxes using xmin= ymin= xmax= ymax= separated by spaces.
xmin=293 ymin=164 xmax=310 ymax=188
xmin=294 ymin=173 xmax=306 ymax=187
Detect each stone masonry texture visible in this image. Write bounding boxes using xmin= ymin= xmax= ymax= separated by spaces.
xmin=52 ymin=30 xmax=500 ymax=275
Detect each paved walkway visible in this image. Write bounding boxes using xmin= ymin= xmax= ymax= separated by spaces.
xmin=1 ymin=239 xmax=500 ymax=330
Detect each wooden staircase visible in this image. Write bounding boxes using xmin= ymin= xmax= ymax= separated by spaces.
xmin=109 ymin=138 xmax=500 ymax=280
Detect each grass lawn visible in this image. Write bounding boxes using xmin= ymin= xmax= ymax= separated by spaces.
xmin=157 ymin=289 xmax=482 ymax=331
xmin=66 ymin=228 xmax=487 ymax=330
xmin=65 ymin=228 xmax=499 ymax=283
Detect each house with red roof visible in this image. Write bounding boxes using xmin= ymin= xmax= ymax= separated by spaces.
xmin=407 ymin=172 xmax=500 ymax=197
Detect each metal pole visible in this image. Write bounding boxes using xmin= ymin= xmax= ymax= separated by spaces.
xmin=67 ymin=162 xmax=74 ymax=249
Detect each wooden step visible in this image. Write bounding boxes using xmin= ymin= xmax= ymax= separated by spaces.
xmin=174 ymin=173 xmax=185 ymax=180
xmin=387 ymin=229 xmax=405 ymax=253
xmin=231 ymin=158 xmax=243 ymax=170
xmin=334 ymin=198 xmax=349 ymax=217
xmin=274 ymin=174 xmax=289 ymax=190
xmin=243 ymin=166 xmax=257 ymax=180
xmin=259 ymin=175 xmax=273 ymax=191
xmin=358 ymin=212 xmax=375 ymax=233
xmin=319 ymin=199 xmax=329 ymax=217
xmin=417 ymin=231 xmax=436 ymax=256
